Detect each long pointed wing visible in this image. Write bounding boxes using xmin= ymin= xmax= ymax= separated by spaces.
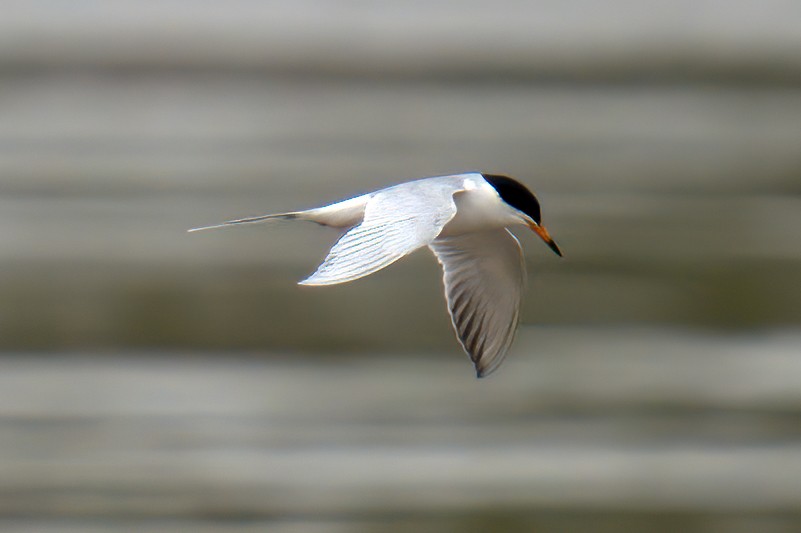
xmin=429 ymin=229 xmax=526 ymax=378
xmin=300 ymin=182 xmax=463 ymax=286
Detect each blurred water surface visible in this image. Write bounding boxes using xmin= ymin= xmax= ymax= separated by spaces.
xmin=1 ymin=1 xmax=801 ymax=532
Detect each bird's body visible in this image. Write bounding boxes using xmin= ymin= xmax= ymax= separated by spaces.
xmin=191 ymin=172 xmax=561 ymax=377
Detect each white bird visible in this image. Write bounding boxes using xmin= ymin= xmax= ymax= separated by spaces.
xmin=190 ymin=172 xmax=562 ymax=377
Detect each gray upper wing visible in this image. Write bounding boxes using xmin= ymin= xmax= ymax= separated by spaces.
xmin=300 ymin=179 xmax=465 ymax=286
xmin=429 ymin=228 xmax=526 ymax=377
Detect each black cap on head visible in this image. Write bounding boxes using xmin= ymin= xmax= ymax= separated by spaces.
xmin=482 ymin=174 xmax=542 ymax=225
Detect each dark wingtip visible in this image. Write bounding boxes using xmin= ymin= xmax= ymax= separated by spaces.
xmin=475 ymin=364 xmax=499 ymax=379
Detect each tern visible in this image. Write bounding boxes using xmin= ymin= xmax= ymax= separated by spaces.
xmin=190 ymin=173 xmax=562 ymax=377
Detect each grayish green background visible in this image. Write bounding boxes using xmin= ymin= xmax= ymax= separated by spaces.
xmin=1 ymin=1 xmax=801 ymax=532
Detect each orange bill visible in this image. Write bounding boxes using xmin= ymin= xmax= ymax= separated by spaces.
xmin=529 ymin=222 xmax=563 ymax=257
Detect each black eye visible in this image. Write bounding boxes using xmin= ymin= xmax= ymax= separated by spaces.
xmin=482 ymin=174 xmax=541 ymax=225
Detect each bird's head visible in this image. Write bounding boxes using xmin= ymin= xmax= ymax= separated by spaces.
xmin=483 ymin=173 xmax=562 ymax=257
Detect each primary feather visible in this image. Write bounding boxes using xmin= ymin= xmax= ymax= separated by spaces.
xmin=300 ymin=177 xmax=466 ymax=285
xmin=429 ymin=228 xmax=525 ymax=377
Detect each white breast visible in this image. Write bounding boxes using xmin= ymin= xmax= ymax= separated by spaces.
xmin=439 ymin=180 xmax=522 ymax=237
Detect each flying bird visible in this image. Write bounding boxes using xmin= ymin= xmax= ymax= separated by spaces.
xmin=190 ymin=173 xmax=562 ymax=377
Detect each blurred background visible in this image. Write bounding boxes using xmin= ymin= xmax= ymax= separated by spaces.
xmin=2 ymin=1 xmax=801 ymax=532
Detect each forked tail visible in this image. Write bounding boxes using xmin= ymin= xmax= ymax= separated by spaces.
xmin=188 ymin=212 xmax=298 ymax=233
